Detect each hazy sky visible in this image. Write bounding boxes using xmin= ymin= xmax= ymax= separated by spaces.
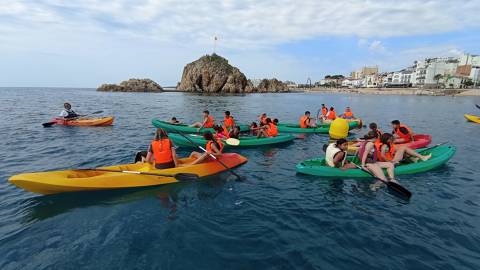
xmin=1 ymin=0 xmax=480 ymax=87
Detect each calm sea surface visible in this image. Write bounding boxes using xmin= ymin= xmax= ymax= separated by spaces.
xmin=0 ymin=87 xmax=479 ymax=270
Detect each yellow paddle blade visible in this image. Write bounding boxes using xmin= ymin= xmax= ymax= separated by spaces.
xmin=225 ymin=138 xmax=240 ymax=146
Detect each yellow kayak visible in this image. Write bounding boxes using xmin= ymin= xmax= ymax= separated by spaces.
xmin=464 ymin=114 xmax=480 ymax=124
xmin=9 ymin=153 xmax=247 ymax=195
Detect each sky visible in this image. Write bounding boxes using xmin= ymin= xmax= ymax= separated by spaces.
xmin=1 ymin=0 xmax=480 ymax=87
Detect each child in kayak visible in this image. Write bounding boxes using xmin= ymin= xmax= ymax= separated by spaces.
xmin=223 ymin=111 xmax=235 ymax=130
xmin=326 ymin=107 xmax=336 ymax=121
xmin=362 ymin=122 xmax=383 ymax=140
xmin=250 ymin=122 xmax=258 ymax=136
xmin=299 ymin=111 xmax=317 ymax=128
xmin=255 ymin=118 xmax=278 ymax=138
xmin=340 ymin=107 xmax=355 ymax=119
xmin=325 ymin=139 xmax=357 ymax=170
xmin=391 ymin=120 xmax=414 ymax=144
xmin=169 ymin=117 xmax=181 ymax=124
xmin=320 ymin=104 xmax=328 ymax=121
xmin=59 ymin=102 xmax=80 ymax=119
xmin=145 ymin=128 xmax=178 ymax=169
xmin=213 ymin=125 xmax=229 ymax=139
xmin=190 ymin=110 xmax=215 ymax=131
xmin=189 ymin=131 xmax=223 ymax=165
xmin=229 ymin=126 xmax=241 ymax=139
xmin=375 ymin=133 xmax=431 ymax=164
xmin=259 ymin=113 xmax=268 ymax=126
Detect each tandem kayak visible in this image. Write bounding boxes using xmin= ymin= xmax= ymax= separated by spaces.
xmin=345 ymin=134 xmax=432 ymax=155
xmin=9 ymin=153 xmax=248 ymax=195
xmin=277 ymin=121 xmax=359 ymax=133
xmin=152 ymin=119 xmax=250 ymax=133
xmin=464 ymin=114 xmax=480 ymax=124
xmin=51 ymin=116 xmax=114 ymax=126
xmin=296 ymin=144 xmax=455 ymax=177
xmin=169 ymin=133 xmax=296 ymax=148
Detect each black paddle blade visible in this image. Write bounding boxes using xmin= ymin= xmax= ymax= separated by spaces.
xmin=174 ymin=173 xmax=200 ymax=181
xmin=42 ymin=122 xmax=56 ymax=128
xmin=387 ymin=181 xmax=412 ymax=199
xmin=476 ymin=104 xmax=480 ymax=110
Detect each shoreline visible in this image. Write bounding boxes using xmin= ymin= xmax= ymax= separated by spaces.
xmin=301 ymin=87 xmax=480 ymax=96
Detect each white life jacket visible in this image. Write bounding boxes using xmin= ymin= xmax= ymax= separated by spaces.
xmin=325 ymin=143 xmax=346 ymax=167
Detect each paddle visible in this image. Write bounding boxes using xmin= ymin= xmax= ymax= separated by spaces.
xmin=225 ymin=138 xmax=240 ymax=146
xmin=476 ymin=104 xmax=480 ymax=110
xmin=172 ymin=129 xmax=243 ymax=181
xmin=42 ymin=110 xmax=104 ymax=127
xmin=78 ymin=168 xmax=199 ymax=181
xmin=354 ymin=164 xmax=412 ymax=199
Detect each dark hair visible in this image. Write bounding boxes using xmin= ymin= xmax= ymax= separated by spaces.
xmin=305 ymin=111 xmax=310 ymax=115
xmin=250 ymin=122 xmax=258 ymax=127
xmin=213 ymin=125 xmax=223 ymax=132
xmin=154 ymin=128 xmax=169 ymax=140
xmin=203 ymin=131 xmax=220 ymax=149
xmin=203 ymin=110 xmax=210 ymax=114
xmin=380 ymin=133 xmax=393 ymax=144
xmin=330 ymin=107 xmax=334 ymax=111
xmin=369 ymin=122 xmax=377 ymax=129
xmin=336 ymin=138 xmax=347 ymax=146
xmin=225 ymin=111 xmax=230 ymax=116
xmin=391 ymin=120 xmax=400 ymax=125
xmin=171 ymin=117 xmax=177 ymax=120
xmin=273 ymin=118 xmax=278 ymax=124
xmin=234 ymin=126 xmax=240 ymax=131
xmin=265 ymin=118 xmax=272 ymax=124
xmin=322 ymin=104 xmax=325 ymax=106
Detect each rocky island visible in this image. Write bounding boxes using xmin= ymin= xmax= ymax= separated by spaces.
xmin=178 ymin=54 xmax=289 ymax=93
xmin=97 ymin=78 xmax=163 ymax=92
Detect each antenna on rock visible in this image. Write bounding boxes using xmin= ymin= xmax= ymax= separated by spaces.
xmin=213 ymin=36 xmax=218 ymax=55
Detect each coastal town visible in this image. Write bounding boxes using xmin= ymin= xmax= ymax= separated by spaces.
xmin=312 ymin=52 xmax=480 ymax=91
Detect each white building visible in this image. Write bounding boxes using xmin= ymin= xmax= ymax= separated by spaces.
xmin=341 ymin=78 xmax=363 ymax=88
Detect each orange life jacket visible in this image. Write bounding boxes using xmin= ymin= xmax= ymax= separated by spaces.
xmin=224 ymin=116 xmax=235 ymax=128
xmin=344 ymin=111 xmax=353 ymax=117
xmin=206 ymin=139 xmax=224 ymax=153
xmin=374 ymin=139 xmax=395 ymax=162
xmin=327 ymin=110 xmax=336 ymax=120
xmin=267 ymin=123 xmax=278 ymax=137
xmin=374 ymin=129 xmax=383 ymax=139
xmin=299 ymin=116 xmax=309 ymax=128
xmin=394 ymin=124 xmax=413 ymax=143
xmin=204 ymin=115 xmax=215 ymax=128
xmin=151 ymin=139 xmax=173 ymax=164
xmin=322 ymin=107 xmax=328 ymax=116
xmin=222 ymin=126 xmax=230 ymax=138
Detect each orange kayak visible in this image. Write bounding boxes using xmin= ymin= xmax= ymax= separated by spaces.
xmin=52 ymin=116 xmax=114 ymax=126
xmin=9 ymin=153 xmax=247 ymax=195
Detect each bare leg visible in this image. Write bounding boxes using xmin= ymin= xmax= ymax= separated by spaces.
xmin=189 ymin=122 xmax=203 ymax=128
xmin=189 ymin=153 xmax=209 ymax=165
xmin=365 ymin=163 xmax=387 ymax=181
xmin=376 ymin=161 xmax=396 ymax=181
xmin=394 ymin=138 xmax=408 ymax=144
xmin=189 ymin=151 xmax=202 ymax=159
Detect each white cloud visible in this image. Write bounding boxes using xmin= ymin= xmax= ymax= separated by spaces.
xmin=1 ymin=0 xmax=480 ymax=49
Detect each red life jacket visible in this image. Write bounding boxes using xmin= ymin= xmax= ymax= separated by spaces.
xmin=267 ymin=123 xmax=278 ymax=137
xmin=206 ymin=139 xmax=224 ymax=153
xmin=374 ymin=139 xmax=395 ymax=162
xmin=151 ymin=139 xmax=173 ymax=164
xmin=204 ymin=115 xmax=215 ymax=128
xmin=224 ymin=116 xmax=235 ymax=128
xmin=299 ymin=116 xmax=309 ymax=128
xmin=327 ymin=111 xmax=336 ymax=120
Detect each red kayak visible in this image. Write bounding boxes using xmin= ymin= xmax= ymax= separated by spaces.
xmin=399 ymin=134 xmax=432 ymax=149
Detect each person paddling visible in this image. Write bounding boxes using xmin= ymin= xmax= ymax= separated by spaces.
xmin=325 ymin=139 xmax=357 ymax=170
xmin=340 ymin=107 xmax=355 ymax=119
xmin=190 ymin=110 xmax=215 ymax=131
xmin=145 ymin=128 xmax=178 ymax=169
xmin=59 ymin=102 xmax=79 ymax=119
xmin=189 ymin=131 xmax=223 ymax=165
xmin=223 ymin=111 xmax=235 ymax=131
xmin=299 ymin=111 xmax=317 ymax=128
xmin=375 ymin=133 xmax=431 ymax=164
xmin=391 ymin=120 xmax=414 ymax=144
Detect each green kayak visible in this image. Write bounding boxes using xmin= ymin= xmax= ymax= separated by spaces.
xmin=296 ymin=144 xmax=456 ymax=177
xmin=277 ymin=121 xmax=359 ymax=134
xmin=169 ymin=133 xmax=296 ymax=148
xmin=152 ymin=119 xmax=249 ymax=134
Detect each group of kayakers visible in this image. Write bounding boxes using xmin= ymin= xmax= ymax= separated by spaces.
xmin=299 ymin=106 xmax=357 ymax=129
xmin=324 ymin=120 xmax=431 ymax=190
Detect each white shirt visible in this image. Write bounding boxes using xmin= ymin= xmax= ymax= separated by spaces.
xmin=59 ymin=109 xmax=77 ymax=117
xmin=325 ymin=143 xmax=345 ymax=168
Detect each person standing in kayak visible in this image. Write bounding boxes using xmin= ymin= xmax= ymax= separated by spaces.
xmin=190 ymin=110 xmax=215 ymax=131
xmin=325 ymin=139 xmax=356 ymax=170
xmin=189 ymin=131 xmax=223 ymax=165
xmin=59 ymin=102 xmax=79 ymax=119
xmin=223 ymin=111 xmax=235 ymax=131
xmin=299 ymin=111 xmax=317 ymax=128
xmin=340 ymin=107 xmax=355 ymax=119
xmin=391 ymin=120 xmax=414 ymax=144
xmin=145 ymin=128 xmax=178 ymax=169
xmin=375 ymin=133 xmax=431 ymax=164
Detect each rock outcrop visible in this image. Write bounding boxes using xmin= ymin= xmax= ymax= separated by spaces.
xmin=97 ymin=78 xmax=163 ymax=92
xmin=177 ymin=54 xmax=249 ymax=93
xmin=248 ymin=78 xmax=289 ymax=93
